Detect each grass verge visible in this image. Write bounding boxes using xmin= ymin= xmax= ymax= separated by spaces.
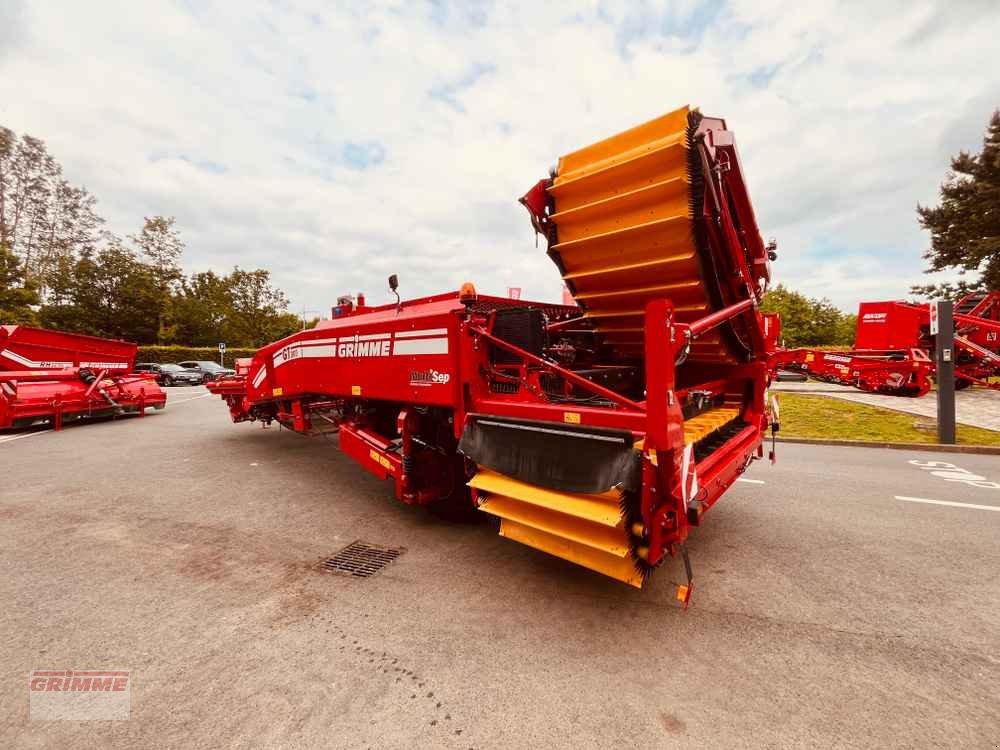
xmin=777 ymin=392 xmax=1000 ymax=446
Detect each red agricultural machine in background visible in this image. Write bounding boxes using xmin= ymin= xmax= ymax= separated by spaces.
xmin=209 ymin=105 xmax=777 ymax=596
xmin=0 ymin=325 xmax=166 ymax=431
xmin=771 ymin=292 xmax=1000 ymax=397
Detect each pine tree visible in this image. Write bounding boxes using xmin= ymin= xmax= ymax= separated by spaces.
xmin=913 ymin=110 xmax=1000 ymax=298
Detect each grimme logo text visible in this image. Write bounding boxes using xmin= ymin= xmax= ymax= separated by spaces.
xmin=31 ymin=670 xmax=130 ymax=692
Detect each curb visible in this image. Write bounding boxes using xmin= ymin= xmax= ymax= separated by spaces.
xmin=775 ymin=436 xmax=1000 ymax=456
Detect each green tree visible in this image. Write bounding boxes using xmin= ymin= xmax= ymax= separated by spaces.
xmin=761 ymin=284 xmax=855 ymax=347
xmin=0 ymin=127 xmax=103 ymax=292
xmin=913 ymin=110 xmax=1000 ymax=298
xmin=171 ymin=270 xmax=232 ymax=346
xmin=39 ymin=241 xmax=160 ymax=342
xmin=0 ymin=243 xmax=40 ymax=324
xmin=130 ymin=216 xmax=183 ymax=343
xmin=225 ymin=267 xmax=294 ymax=346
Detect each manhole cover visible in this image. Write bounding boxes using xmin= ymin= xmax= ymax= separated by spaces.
xmin=319 ymin=541 xmax=405 ymax=578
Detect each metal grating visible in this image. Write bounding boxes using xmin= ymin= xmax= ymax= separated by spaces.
xmin=319 ymin=541 xmax=405 ymax=578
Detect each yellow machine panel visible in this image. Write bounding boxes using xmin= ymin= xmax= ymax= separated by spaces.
xmin=547 ymin=105 xmax=732 ymax=362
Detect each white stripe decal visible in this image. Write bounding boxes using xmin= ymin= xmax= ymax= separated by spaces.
xmin=2 ymin=349 xmax=39 ymax=367
xmin=681 ymin=443 xmax=693 ymax=504
xmin=252 ymin=367 xmax=267 ymax=388
xmin=356 ymin=333 xmax=392 ymax=341
xmin=270 ymin=332 xmax=449 ymax=366
xmin=393 ymin=338 xmax=448 ymax=355
xmin=297 ymin=345 xmax=338 ymax=358
xmin=80 ymin=362 xmax=128 ymax=369
xmin=2 ymin=349 xmax=72 ymax=368
xmin=395 ymin=328 xmax=448 ymax=339
xmin=1 ymin=348 xmax=126 ymax=370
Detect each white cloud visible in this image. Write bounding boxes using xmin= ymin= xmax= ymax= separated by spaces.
xmin=1 ymin=0 xmax=997 ymax=314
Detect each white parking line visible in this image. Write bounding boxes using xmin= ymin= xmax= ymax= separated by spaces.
xmin=895 ymin=496 xmax=1000 ymax=513
xmin=737 ymin=478 xmax=765 ymax=484
xmin=0 ymin=429 xmax=52 ymax=444
xmin=170 ymin=393 xmax=212 ymax=405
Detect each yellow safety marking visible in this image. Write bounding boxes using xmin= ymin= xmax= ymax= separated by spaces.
xmin=563 ymin=411 xmax=581 ymax=424
xmin=368 ymin=448 xmax=393 ymax=472
xmin=351 ymin=385 xmax=362 ymax=395
xmin=272 ymin=387 xmax=283 ymax=397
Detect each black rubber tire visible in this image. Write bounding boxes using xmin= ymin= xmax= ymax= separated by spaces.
xmin=955 ymin=379 xmax=972 ymax=391
xmin=426 ymin=492 xmax=484 ymax=524
xmin=426 ymin=459 xmax=485 ymax=524
xmin=164 ymin=376 xmax=174 ymax=387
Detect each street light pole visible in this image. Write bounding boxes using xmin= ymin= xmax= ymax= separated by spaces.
xmin=301 ymin=307 xmax=322 ymax=330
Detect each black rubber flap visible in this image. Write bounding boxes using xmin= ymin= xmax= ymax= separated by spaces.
xmin=458 ymin=415 xmax=641 ymax=494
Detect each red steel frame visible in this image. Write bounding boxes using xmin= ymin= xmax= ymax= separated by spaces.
xmin=209 ymin=291 xmax=770 ymax=573
xmin=770 ymin=294 xmax=1000 ymax=396
xmin=0 ymin=326 xmax=166 ymax=431
xmin=207 ymin=109 xmax=776 ymax=593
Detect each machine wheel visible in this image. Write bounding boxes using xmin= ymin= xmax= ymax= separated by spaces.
xmin=426 ymin=458 xmax=484 ymax=524
xmin=955 ymin=379 xmax=972 ymax=391
xmin=427 ymin=492 xmax=483 ymax=523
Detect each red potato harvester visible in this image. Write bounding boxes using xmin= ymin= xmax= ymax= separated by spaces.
xmin=0 ymin=325 xmax=166 ymax=431
xmin=208 ymin=106 xmax=778 ymax=598
xmin=771 ymin=292 xmax=1000 ymax=397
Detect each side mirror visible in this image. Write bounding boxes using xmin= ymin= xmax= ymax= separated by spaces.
xmin=388 ymin=274 xmax=401 ymax=315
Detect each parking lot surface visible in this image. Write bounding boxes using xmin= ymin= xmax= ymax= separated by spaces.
xmin=2 ymin=386 xmax=998 ymax=748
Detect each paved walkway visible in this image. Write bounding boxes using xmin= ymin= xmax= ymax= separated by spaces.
xmin=772 ymin=380 xmax=1000 ymax=431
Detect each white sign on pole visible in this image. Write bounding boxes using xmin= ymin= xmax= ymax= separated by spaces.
xmin=929 ymin=302 xmax=939 ymax=335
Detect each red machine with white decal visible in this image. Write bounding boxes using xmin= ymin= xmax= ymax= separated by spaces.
xmin=209 ymin=106 xmax=777 ymax=596
xmin=0 ymin=325 xmax=166 ymax=431
xmin=771 ymin=293 xmax=1000 ymax=396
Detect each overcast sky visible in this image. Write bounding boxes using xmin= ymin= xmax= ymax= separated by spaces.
xmin=2 ymin=0 xmax=998 ymax=314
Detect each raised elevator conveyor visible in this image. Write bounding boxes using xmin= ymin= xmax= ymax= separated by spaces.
xmin=547 ymin=105 xmax=732 ymax=363
xmin=468 ymin=106 xmax=758 ymax=587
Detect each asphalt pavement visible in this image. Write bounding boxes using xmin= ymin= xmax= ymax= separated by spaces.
xmin=1 ymin=386 xmax=998 ymax=748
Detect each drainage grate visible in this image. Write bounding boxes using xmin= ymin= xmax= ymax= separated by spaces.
xmin=319 ymin=541 xmax=405 ymax=578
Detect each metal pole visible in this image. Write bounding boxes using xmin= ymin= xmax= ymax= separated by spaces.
xmin=934 ymin=300 xmax=956 ymax=444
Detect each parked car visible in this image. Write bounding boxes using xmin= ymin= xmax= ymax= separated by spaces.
xmin=177 ymin=360 xmax=236 ymax=382
xmin=775 ymin=369 xmax=809 ymax=383
xmin=134 ymin=362 xmax=205 ymax=386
